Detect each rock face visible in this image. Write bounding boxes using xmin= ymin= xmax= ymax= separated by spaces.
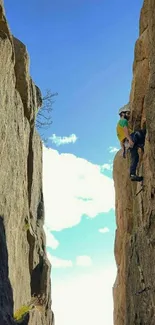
xmin=0 ymin=2 xmax=53 ymax=325
xmin=113 ymin=0 xmax=155 ymax=324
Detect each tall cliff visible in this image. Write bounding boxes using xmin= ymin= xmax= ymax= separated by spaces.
xmin=113 ymin=0 xmax=155 ymax=324
xmin=0 ymin=1 xmax=53 ymax=324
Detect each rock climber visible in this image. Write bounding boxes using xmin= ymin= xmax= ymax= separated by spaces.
xmin=116 ymin=103 xmax=146 ymax=182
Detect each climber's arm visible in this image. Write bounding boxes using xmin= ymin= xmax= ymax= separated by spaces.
xmin=120 ymin=141 xmax=126 ymax=158
xmin=123 ymin=126 xmax=134 ymax=147
xmin=120 ymin=141 xmax=125 ymax=150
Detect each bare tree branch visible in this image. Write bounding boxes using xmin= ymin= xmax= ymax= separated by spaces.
xmin=36 ymin=90 xmax=57 ymax=140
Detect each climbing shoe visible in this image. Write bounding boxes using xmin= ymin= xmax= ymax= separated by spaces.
xmin=130 ymin=174 xmax=143 ymax=182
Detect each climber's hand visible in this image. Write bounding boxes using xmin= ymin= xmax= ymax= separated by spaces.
xmin=129 ymin=139 xmax=134 ymax=148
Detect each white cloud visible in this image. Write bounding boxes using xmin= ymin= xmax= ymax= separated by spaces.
xmin=43 ymin=147 xmax=115 ymax=231
xmin=49 ymin=133 xmax=78 ymax=146
xmin=76 ymin=255 xmax=92 ymax=267
xmin=52 ymin=266 xmax=117 ymax=325
xmin=109 ymin=146 xmax=119 ymax=153
xmin=47 ymin=253 xmax=73 ymax=268
xmin=99 ymin=227 xmax=110 ymax=234
xmin=43 ymin=225 xmax=59 ymax=250
xmin=100 ymin=163 xmax=113 ymax=171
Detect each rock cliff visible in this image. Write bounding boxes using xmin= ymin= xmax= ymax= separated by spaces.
xmin=113 ymin=0 xmax=155 ymax=324
xmin=0 ymin=1 xmax=53 ymax=324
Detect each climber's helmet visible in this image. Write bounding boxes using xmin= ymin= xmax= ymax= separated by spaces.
xmin=119 ymin=103 xmax=130 ymax=120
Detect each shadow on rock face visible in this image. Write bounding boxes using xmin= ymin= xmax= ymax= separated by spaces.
xmin=17 ymin=313 xmax=30 ymax=325
xmin=30 ymin=256 xmax=43 ymax=297
xmin=0 ymin=216 xmax=29 ymax=325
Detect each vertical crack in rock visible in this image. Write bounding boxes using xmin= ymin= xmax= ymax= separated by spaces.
xmin=27 ymin=129 xmax=34 ymax=210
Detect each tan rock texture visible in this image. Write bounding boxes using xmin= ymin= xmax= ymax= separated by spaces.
xmin=113 ymin=0 xmax=155 ymax=324
xmin=0 ymin=1 xmax=53 ymax=325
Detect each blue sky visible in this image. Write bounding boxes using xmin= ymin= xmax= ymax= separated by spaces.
xmin=5 ymin=0 xmax=143 ymax=324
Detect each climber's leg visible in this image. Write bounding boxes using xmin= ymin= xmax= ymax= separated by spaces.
xmin=132 ymin=130 xmax=146 ymax=151
xmin=130 ymin=145 xmax=139 ymax=175
xmin=129 ymin=145 xmax=143 ymax=182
